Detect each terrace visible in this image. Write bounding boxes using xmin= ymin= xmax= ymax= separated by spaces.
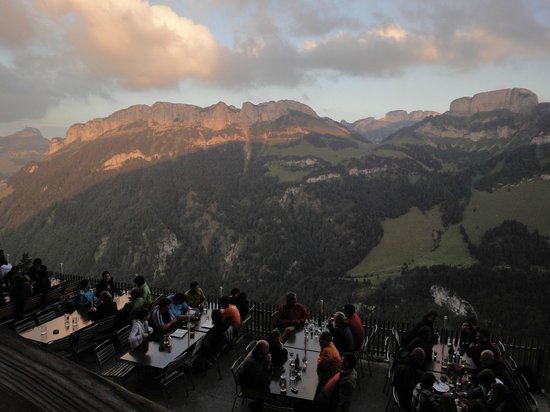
xmin=1 ymin=272 xmax=549 ymax=411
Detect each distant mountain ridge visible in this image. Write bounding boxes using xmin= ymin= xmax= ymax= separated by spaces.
xmin=59 ymin=100 xmax=326 ymax=146
xmin=342 ymin=110 xmax=439 ymax=142
xmin=0 ymin=128 xmax=49 ymax=178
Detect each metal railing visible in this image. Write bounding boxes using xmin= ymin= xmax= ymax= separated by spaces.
xmin=47 ymin=271 xmax=550 ymax=391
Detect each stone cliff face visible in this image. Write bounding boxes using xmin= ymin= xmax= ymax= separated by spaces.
xmin=64 ymin=100 xmax=318 ymax=144
xmin=449 ymin=88 xmax=538 ymax=116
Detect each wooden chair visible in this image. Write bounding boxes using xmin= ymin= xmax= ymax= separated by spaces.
xmin=115 ymin=324 xmax=132 ymax=355
xmin=72 ymin=324 xmax=97 ymax=358
xmin=155 ymin=354 xmax=190 ymax=407
xmin=14 ymin=317 xmax=36 ymax=333
xmin=35 ymin=309 xmax=56 ymax=325
xmin=94 ymin=340 xmax=134 ymax=382
xmin=46 ymin=335 xmax=73 ymax=359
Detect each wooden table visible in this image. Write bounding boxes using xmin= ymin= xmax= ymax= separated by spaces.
xmin=21 ymin=312 xmax=92 ymax=343
xmin=20 ymin=293 xmax=130 ymax=343
xmin=270 ymin=353 xmax=318 ymax=402
xmin=120 ymin=331 xmax=205 ymax=370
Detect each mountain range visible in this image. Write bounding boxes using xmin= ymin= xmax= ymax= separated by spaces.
xmin=1 ymin=88 xmax=549 ymax=336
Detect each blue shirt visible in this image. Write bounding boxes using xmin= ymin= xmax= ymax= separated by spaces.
xmin=168 ymin=294 xmax=189 ymax=317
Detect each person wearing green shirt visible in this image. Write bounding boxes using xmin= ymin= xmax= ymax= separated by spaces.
xmin=133 ymin=274 xmax=153 ymax=306
xmin=185 ymin=280 xmax=206 ymax=308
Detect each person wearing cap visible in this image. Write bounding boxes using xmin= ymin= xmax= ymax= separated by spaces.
xmin=317 ymin=331 xmax=342 ymax=388
xmin=133 ymin=274 xmax=152 ymax=306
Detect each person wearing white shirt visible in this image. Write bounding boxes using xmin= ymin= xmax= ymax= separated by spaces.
xmin=128 ymin=309 xmax=153 ymax=350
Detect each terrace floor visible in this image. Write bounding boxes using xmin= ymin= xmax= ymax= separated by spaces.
xmin=79 ymin=337 xmax=390 ymax=412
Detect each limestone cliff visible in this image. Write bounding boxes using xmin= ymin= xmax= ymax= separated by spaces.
xmin=449 ymin=88 xmax=538 ymax=116
xmin=64 ymin=100 xmax=318 ymax=144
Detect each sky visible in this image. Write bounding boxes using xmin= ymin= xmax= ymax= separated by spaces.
xmin=1 ymin=0 xmax=550 ymax=138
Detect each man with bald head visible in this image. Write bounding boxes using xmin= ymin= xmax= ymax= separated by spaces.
xmin=241 ymin=340 xmax=273 ymax=411
xmin=480 ymin=349 xmax=514 ymax=393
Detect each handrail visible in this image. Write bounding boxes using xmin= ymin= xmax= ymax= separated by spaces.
xmin=44 ymin=270 xmax=550 ymax=391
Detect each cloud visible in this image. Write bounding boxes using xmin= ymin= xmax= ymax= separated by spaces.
xmin=0 ymin=63 xmax=59 ymax=122
xmin=286 ymin=0 xmax=362 ymax=36
xmin=0 ymin=1 xmax=34 ymax=48
xmin=37 ymin=0 xmax=223 ymax=89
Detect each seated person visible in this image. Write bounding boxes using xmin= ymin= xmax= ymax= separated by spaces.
xmin=480 ymin=350 xmax=514 ymax=391
xmin=184 ymin=281 xmax=206 ymax=308
xmin=149 ymin=297 xmax=177 ymax=336
xmin=89 ymin=291 xmax=118 ymax=321
xmin=327 ymin=311 xmax=355 ymax=355
xmin=411 ymin=372 xmax=438 ymax=412
xmin=26 ymin=258 xmax=47 ymax=282
xmin=189 ymin=309 xmax=230 ymax=371
xmin=463 ymin=369 xmax=497 ymax=402
xmin=401 ymin=325 xmax=434 ymax=368
xmin=230 ymin=288 xmax=250 ymax=320
xmin=393 ymin=348 xmax=426 ymax=409
xmin=167 ymin=292 xmax=190 ymax=321
xmin=117 ymin=287 xmax=145 ymax=326
xmin=240 ymin=340 xmax=273 ymax=412
xmin=317 ymin=331 xmax=342 ymax=389
xmin=128 ymin=308 xmax=153 ymax=350
xmin=77 ymin=279 xmax=95 ymax=309
xmin=265 ymin=329 xmax=288 ymax=368
xmin=342 ymin=304 xmax=365 ymax=352
xmin=95 ymin=271 xmax=118 ymax=296
xmin=460 ymin=317 xmax=480 ymax=353
xmin=471 ymin=329 xmax=502 ymax=367
xmin=486 ymin=383 xmax=512 ymax=412
xmin=317 ymin=352 xmax=358 ymax=412
xmin=133 ymin=275 xmax=152 ymax=307
xmin=220 ymin=295 xmax=241 ymax=332
xmin=403 ymin=310 xmax=438 ymax=347
xmin=276 ymin=292 xmax=308 ymax=341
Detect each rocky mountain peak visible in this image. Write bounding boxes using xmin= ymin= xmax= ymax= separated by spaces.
xmin=449 ymin=88 xmax=538 ymax=116
xmin=64 ymin=100 xmax=318 ymax=145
